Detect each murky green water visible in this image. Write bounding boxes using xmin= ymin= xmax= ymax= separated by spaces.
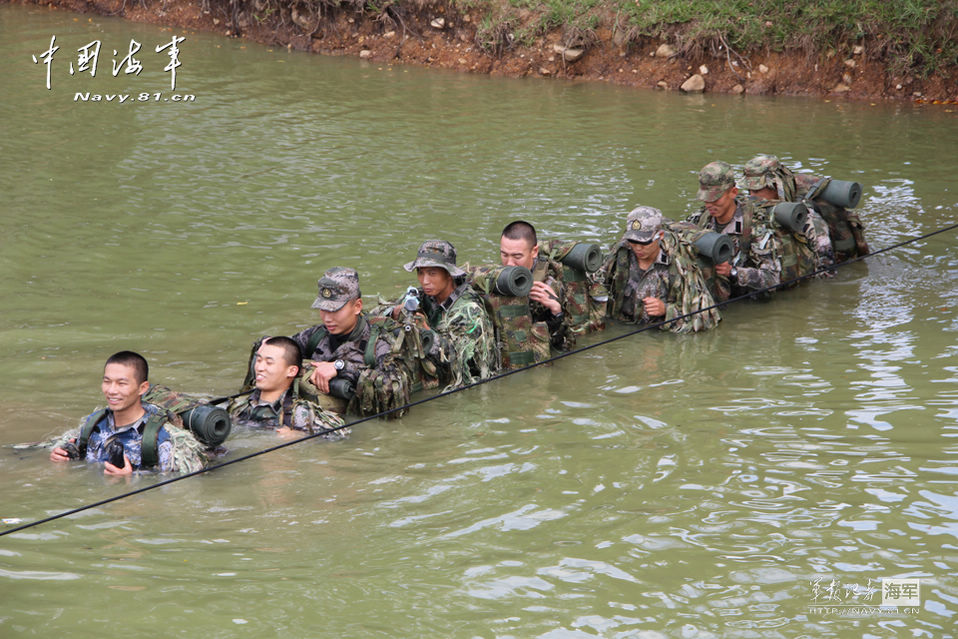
xmin=2 ymin=4 xmax=957 ymax=636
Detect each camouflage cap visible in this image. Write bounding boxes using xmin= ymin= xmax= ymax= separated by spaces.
xmin=312 ymin=267 xmax=361 ymax=312
xmin=742 ymin=154 xmax=781 ymax=191
xmin=623 ymin=206 xmax=664 ymax=243
xmin=403 ymin=240 xmax=466 ymax=277
xmin=697 ymin=161 xmax=737 ymax=202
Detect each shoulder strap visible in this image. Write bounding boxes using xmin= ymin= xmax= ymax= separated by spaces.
xmin=365 ymin=323 xmax=381 ymax=367
xmin=304 ymin=326 xmax=329 ymax=359
xmin=741 ymin=201 xmax=753 ymax=251
xmin=139 ymin=412 xmax=167 ymax=468
xmin=77 ymin=409 xmax=108 ymax=457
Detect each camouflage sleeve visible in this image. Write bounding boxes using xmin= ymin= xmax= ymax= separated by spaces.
xmin=333 ymin=341 xmax=369 ymax=385
xmin=291 ymin=326 xmax=323 ymax=359
xmin=738 ymin=230 xmax=781 ymax=293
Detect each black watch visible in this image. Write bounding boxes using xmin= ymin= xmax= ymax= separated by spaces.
xmin=333 ymin=359 xmax=345 ymax=371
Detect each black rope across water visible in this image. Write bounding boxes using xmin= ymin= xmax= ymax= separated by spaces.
xmin=3 ymin=222 xmax=956 ymax=538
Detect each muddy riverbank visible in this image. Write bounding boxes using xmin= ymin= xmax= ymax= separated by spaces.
xmin=12 ymin=0 xmax=958 ymax=103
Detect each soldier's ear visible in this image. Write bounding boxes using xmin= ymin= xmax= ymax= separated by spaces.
xmin=354 ymin=298 xmax=363 ymax=314
xmin=530 ymin=243 xmax=539 ymax=260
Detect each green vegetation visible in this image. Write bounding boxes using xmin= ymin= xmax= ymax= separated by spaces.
xmin=457 ymin=0 xmax=958 ymax=76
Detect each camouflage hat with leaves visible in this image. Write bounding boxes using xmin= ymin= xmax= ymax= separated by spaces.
xmin=403 ymin=240 xmax=466 ymax=277
xmin=312 ymin=266 xmax=361 ymax=312
xmin=696 ymin=160 xmax=737 ymax=202
xmin=623 ymin=206 xmax=664 ymax=243
xmin=742 ymin=154 xmax=783 ymax=191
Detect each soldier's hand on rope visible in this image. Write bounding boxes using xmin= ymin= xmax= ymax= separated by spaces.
xmin=714 ymin=261 xmax=732 ymax=277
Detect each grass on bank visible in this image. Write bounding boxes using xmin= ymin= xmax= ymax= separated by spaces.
xmin=217 ymin=0 xmax=957 ymax=78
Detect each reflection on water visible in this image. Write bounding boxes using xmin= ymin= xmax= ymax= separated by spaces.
xmin=2 ymin=3 xmax=958 ymax=636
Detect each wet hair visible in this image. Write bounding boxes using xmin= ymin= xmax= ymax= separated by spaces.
xmin=262 ymin=336 xmax=303 ymax=372
xmin=105 ymin=351 xmax=149 ymax=384
xmin=501 ymin=220 xmax=538 ymax=248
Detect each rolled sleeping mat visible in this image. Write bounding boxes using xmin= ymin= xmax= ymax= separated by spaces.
xmin=494 ymin=266 xmax=534 ymax=297
xmin=559 ymin=242 xmax=603 ymax=273
xmin=821 ymin=179 xmax=862 ymax=209
xmin=419 ymin=328 xmax=436 ymax=354
xmin=772 ymin=201 xmax=808 ymax=235
xmin=692 ymin=231 xmax=734 ymax=265
xmin=180 ymin=404 xmax=232 ymax=447
xmin=328 ymin=377 xmax=356 ymax=401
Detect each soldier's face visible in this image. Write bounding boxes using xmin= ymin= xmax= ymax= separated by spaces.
xmin=321 ymin=298 xmax=362 ymax=336
xmin=101 ymin=363 xmax=149 ymax=414
xmin=253 ymin=343 xmax=298 ymax=394
xmin=706 ymin=186 xmax=738 ymax=223
xmin=628 ymin=234 xmax=662 ymax=262
xmin=418 ymin=267 xmax=455 ymax=301
xmin=499 ymin=236 xmax=538 ymax=269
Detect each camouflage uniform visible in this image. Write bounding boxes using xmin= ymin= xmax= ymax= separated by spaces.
xmin=794 ymin=173 xmax=870 ymax=261
xmin=228 ymin=386 xmax=348 ymax=440
xmin=743 ymin=155 xmax=835 ymax=274
xmin=689 ymin=161 xmax=782 ymax=301
xmin=293 ymin=314 xmax=390 ymax=387
xmin=540 ymin=240 xmax=608 ymax=335
xmin=293 ymin=267 xmax=391 ymax=387
xmin=52 ymin=402 xmax=206 ymax=473
xmin=400 ymin=240 xmax=498 ymax=388
xmin=604 ymin=206 xmax=720 ymax=333
xmin=530 ymin=256 xmax=575 ymax=351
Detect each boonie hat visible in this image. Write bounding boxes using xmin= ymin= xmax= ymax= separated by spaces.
xmin=624 ymin=206 xmax=664 ymax=243
xmin=742 ymin=154 xmax=781 ymax=191
xmin=312 ymin=266 xmax=361 ymax=312
xmin=403 ymin=240 xmax=466 ymax=277
xmin=697 ymin=161 xmax=737 ymax=202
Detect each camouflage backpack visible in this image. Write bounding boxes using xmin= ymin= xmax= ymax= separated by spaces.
xmin=347 ymin=314 xmax=443 ymax=419
xmin=794 ymin=173 xmax=870 ymax=260
xmin=665 ymin=219 xmax=733 ymax=304
xmin=752 ymin=201 xmax=818 ymax=288
xmin=540 ymin=239 xmax=607 ymax=334
xmin=467 ymin=264 xmax=550 ymax=370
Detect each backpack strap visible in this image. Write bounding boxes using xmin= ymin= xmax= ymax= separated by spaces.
xmin=364 ymin=323 xmax=381 ymax=367
xmin=304 ymin=326 xmax=329 ymax=359
xmin=139 ymin=411 xmax=168 ymax=469
xmin=77 ymin=408 xmax=108 ymax=457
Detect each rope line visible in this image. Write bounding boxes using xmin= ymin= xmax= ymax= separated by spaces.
xmin=3 ymin=222 xmax=956 ymax=538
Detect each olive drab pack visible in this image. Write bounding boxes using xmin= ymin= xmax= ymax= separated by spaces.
xmin=466 ymin=264 xmax=550 ymax=370
xmin=664 ymin=219 xmax=732 ymax=304
xmin=752 ymin=202 xmax=818 ymax=288
xmin=794 ymin=173 xmax=870 ymax=260
xmin=539 ymin=240 xmax=607 ymax=334
xmin=347 ymin=315 xmax=442 ymax=419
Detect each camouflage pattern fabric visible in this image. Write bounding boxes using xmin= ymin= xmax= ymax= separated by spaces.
xmin=742 ymin=155 xmax=799 ymax=201
xmin=52 ymin=403 xmax=207 ymax=473
xmin=540 ymin=239 xmax=607 ymax=334
xmin=530 ymin=258 xmax=575 ymax=351
xmin=292 ymin=314 xmax=391 ymax=386
xmin=228 ymin=386 xmax=348 ymax=441
xmin=688 ymin=197 xmax=782 ymax=300
xmin=348 ymin=315 xmax=441 ymax=419
xmin=603 ymin=232 xmax=720 ymax=333
xmin=418 ymin=281 xmax=498 ymax=388
xmin=466 ymin=264 xmax=552 ymax=370
xmin=795 ymin=173 xmax=870 ymax=261
xmin=751 ymin=200 xmax=823 ymax=286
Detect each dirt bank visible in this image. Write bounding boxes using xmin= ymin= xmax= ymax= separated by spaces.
xmin=15 ymin=0 xmax=958 ymax=104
